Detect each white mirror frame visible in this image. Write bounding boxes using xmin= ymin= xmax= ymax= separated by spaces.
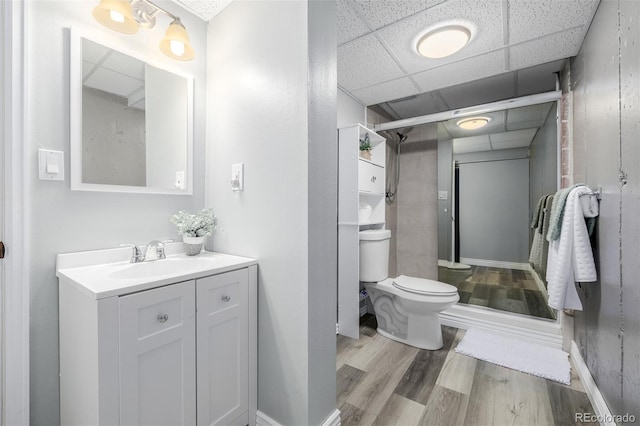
xmin=69 ymin=27 xmax=194 ymax=195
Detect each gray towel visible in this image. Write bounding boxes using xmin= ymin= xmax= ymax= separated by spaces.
xmin=547 ymin=184 xmax=582 ymax=242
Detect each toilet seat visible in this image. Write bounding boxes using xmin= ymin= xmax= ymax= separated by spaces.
xmin=392 ymin=275 xmax=458 ymax=296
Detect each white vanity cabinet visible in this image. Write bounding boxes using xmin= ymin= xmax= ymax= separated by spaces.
xmin=57 ymin=249 xmax=257 ymax=426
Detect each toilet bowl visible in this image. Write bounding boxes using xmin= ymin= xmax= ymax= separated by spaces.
xmin=359 ymin=230 xmax=459 ymax=350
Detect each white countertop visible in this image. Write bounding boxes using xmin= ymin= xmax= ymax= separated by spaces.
xmin=56 ymin=244 xmax=257 ymax=300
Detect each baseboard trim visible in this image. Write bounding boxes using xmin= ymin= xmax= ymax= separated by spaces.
xmin=570 ymin=341 xmax=616 ymax=426
xmin=256 ymin=411 xmax=281 ymax=426
xmin=440 ymin=303 xmax=562 ymax=349
xmin=256 ymin=409 xmax=341 ymax=426
xmin=460 ymin=257 xmax=530 ymax=270
xmin=321 ymin=409 xmax=341 ymax=426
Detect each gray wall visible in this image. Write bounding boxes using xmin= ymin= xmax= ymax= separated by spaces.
xmin=396 ymin=124 xmax=438 ymax=280
xmin=529 ymin=102 xmax=558 ymax=221
xmin=457 ymin=154 xmax=530 ymax=263
xmin=206 ymin=1 xmax=337 ymax=424
xmin=570 ymin=0 xmax=640 ymax=418
xmin=26 ymin=2 xmax=207 ymax=424
xmin=437 ymin=138 xmax=452 ymax=262
xmin=82 ymin=87 xmax=146 ymax=186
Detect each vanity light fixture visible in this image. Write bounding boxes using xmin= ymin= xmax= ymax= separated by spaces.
xmin=92 ymin=0 xmax=195 ymax=61
xmin=456 ymin=116 xmax=491 ymax=130
xmin=416 ymin=25 xmax=471 ymax=59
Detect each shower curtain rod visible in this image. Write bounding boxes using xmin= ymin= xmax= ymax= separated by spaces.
xmin=373 ymin=90 xmax=562 ymax=132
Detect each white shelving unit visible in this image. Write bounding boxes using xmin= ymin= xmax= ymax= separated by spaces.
xmin=338 ymin=124 xmax=386 ymax=339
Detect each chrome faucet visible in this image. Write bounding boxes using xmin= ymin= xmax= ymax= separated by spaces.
xmin=144 ymin=240 xmax=166 ymax=262
xmin=120 ymin=244 xmax=144 ymax=263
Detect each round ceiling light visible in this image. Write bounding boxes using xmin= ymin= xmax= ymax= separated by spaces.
xmin=457 ymin=116 xmax=491 ymax=130
xmin=416 ymin=25 xmax=471 ymax=59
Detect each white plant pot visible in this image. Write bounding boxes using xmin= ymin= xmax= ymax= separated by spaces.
xmin=183 ymin=235 xmax=205 ymax=256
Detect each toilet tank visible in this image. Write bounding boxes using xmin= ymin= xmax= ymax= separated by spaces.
xmin=359 ymin=229 xmax=391 ymax=282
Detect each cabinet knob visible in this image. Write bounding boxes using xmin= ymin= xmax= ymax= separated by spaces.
xmin=157 ymin=313 xmax=169 ymax=323
xmin=221 ymin=295 xmax=231 ymax=302
xmin=371 ymin=176 xmax=376 ymax=183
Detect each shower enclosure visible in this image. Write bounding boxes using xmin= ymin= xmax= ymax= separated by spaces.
xmin=375 ymin=93 xmax=560 ymax=322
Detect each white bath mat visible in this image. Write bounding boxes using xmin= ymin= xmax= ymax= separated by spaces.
xmin=455 ymin=328 xmax=571 ymax=385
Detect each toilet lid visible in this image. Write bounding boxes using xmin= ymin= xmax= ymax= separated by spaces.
xmin=392 ymin=275 xmax=458 ymax=296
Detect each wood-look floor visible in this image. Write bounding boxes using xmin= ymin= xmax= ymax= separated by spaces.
xmin=438 ymin=265 xmax=556 ymax=320
xmin=337 ymin=315 xmax=594 ymax=426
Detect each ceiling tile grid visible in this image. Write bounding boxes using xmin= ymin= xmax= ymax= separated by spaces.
xmin=508 ymin=27 xmax=586 ymax=69
xmin=337 ymin=34 xmax=406 ymax=91
xmin=173 ymin=0 xmax=233 ymax=21
xmin=507 ymin=0 xmax=599 ymax=44
xmin=349 ymin=0 xmax=448 ymax=30
xmin=337 ymin=0 xmax=371 ymax=45
xmin=375 ymin=0 xmax=506 ymax=74
xmin=411 ymin=50 xmax=506 ymax=94
xmin=351 ymin=77 xmax=419 ymax=106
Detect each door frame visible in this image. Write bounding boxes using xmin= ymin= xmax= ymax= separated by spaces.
xmin=2 ymin=0 xmax=30 ymax=424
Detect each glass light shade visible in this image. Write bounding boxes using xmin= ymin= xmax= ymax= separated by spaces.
xmin=416 ymin=25 xmax=471 ymax=59
xmin=92 ymin=0 xmax=138 ymax=34
xmin=457 ymin=117 xmax=491 ymax=130
xmin=159 ymin=20 xmax=195 ymax=61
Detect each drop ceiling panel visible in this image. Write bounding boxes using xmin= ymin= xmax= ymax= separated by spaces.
xmin=506 ymin=103 xmax=553 ymax=128
xmin=338 ymin=34 xmax=406 ymax=91
xmin=173 ymin=0 xmax=233 ymax=20
xmin=337 ymin=0 xmax=370 ymax=45
xmin=509 ymin=27 xmax=585 ymax=70
xmin=438 ymin=72 xmax=516 ymax=110
xmin=377 ymin=0 xmax=505 ymax=74
xmin=84 ymin=68 xmax=144 ymax=98
xmin=453 ymin=137 xmax=492 ymax=154
xmin=351 ymin=77 xmax=419 ymax=106
xmin=491 ymin=139 xmax=534 ymax=150
xmin=385 ymin=91 xmax=449 ymax=118
xmin=490 ymin=128 xmax=538 ymax=144
xmin=103 ymin=51 xmax=145 ymax=80
xmin=412 ymin=50 xmax=506 ymax=93
xmin=350 ymin=0 xmax=447 ymax=30
xmin=516 ymin=60 xmax=564 ymax=95
xmin=507 ymin=0 xmax=599 ymax=44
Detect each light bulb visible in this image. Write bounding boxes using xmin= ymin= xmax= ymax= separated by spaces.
xmin=170 ymin=40 xmax=185 ymax=57
xmin=109 ymin=9 xmax=125 ymax=23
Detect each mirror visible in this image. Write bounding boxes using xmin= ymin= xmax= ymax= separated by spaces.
xmin=70 ymin=30 xmax=194 ymax=194
xmin=436 ymin=101 xmax=558 ymax=320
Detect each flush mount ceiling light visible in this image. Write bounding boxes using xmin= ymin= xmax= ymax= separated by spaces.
xmin=457 ymin=116 xmax=491 ymax=130
xmin=92 ymin=0 xmax=195 ymax=61
xmin=416 ymin=25 xmax=471 ymax=59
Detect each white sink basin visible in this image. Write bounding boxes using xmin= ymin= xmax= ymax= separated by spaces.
xmin=56 ymin=246 xmax=257 ymax=299
xmin=108 ymin=256 xmax=219 ymax=280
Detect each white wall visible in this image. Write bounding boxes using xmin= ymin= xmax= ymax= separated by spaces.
xmin=145 ymin=64 xmax=189 ymax=189
xmin=206 ymin=1 xmax=336 ymax=425
xmin=26 ymin=2 xmax=207 ymax=423
xmin=338 ymin=88 xmax=365 ymax=128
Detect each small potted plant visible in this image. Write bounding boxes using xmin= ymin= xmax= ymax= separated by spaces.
xmin=359 ymin=133 xmax=372 ymax=160
xmin=170 ymin=208 xmax=217 ymax=256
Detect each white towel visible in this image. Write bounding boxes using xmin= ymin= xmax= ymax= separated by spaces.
xmin=546 ymin=186 xmax=597 ymax=310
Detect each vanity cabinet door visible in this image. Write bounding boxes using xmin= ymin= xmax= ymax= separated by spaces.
xmin=197 ymin=269 xmax=249 ymax=426
xmin=119 ymin=280 xmax=196 ymax=426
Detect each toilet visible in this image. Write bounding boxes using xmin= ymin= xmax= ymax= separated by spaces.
xmin=360 ymin=229 xmax=459 ymax=350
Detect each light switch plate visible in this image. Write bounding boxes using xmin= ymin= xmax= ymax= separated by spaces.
xmin=438 ymin=190 xmax=448 ymax=200
xmin=38 ymin=149 xmax=64 ymax=181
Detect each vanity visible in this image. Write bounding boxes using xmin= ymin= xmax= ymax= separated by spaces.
xmin=56 ymin=244 xmax=257 ymax=426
